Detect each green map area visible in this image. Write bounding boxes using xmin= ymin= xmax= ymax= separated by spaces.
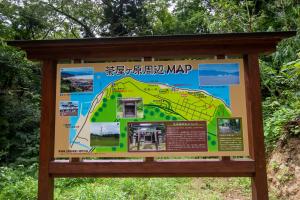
xmin=90 ymin=77 xmax=231 ymax=153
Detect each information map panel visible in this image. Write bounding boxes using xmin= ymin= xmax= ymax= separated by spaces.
xmin=54 ymin=59 xmax=249 ymax=157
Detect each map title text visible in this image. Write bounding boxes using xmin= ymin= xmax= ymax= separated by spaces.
xmin=105 ymin=64 xmax=193 ymax=76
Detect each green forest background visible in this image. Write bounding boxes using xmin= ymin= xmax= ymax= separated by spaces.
xmin=0 ymin=0 xmax=299 ymax=199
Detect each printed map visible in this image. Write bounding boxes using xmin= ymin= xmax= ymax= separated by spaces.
xmin=55 ymin=60 xmax=247 ymax=157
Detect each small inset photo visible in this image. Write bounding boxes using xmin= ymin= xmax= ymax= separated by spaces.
xmin=217 ymin=118 xmax=242 ymax=135
xmin=198 ymin=63 xmax=240 ymax=86
xmin=60 ymin=67 xmax=94 ymax=93
xmin=117 ymin=98 xmax=143 ymax=118
xmin=128 ymin=122 xmax=166 ymax=151
xmin=59 ymin=101 xmax=79 ymax=116
xmin=90 ymin=122 xmax=120 ymax=147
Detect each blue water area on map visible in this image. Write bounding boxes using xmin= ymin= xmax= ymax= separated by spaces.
xmin=199 ymin=63 xmax=240 ymax=85
xmin=68 ymin=69 xmax=231 ymax=143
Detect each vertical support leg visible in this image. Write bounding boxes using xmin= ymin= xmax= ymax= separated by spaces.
xmin=244 ymin=54 xmax=269 ymax=200
xmin=38 ymin=60 xmax=57 ymax=200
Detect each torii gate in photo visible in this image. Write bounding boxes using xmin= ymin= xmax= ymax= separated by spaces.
xmin=8 ymin=31 xmax=296 ymax=200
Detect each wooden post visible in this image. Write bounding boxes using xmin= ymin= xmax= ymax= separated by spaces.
xmin=38 ymin=60 xmax=57 ymax=200
xmin=244 ymin=54 xmax=269 ymax=200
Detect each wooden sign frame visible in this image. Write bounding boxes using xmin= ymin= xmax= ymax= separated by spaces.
xmin=8 ymin=31 xmax=296 ymax=200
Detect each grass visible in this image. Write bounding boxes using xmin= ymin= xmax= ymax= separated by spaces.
xmin=1 ymin=165 xmax=281 ymax=200
xmin=90 ymin=135 xmax=119 ymax=146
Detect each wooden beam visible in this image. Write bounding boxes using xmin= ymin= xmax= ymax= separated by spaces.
xmin=23 ymin=44 xmax=277 ymax=60
xmin=7 ymin=31 xmax=296 ymax=60
xmin=144 ymin=157 xmax=155 ymax=162
xmin=8 ymin=31 xmax=296 ymax=48
xmin=38 ymin=60 xmax=57 ymax=200
xmin=49 ymin=159 xmax=255 ymax=177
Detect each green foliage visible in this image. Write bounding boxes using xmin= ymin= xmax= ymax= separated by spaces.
xmin=149 ymin=5 xmax=178 ymax=35
xmin=263 ymin=98 xmax=300 ymax=150
xmin=261 ymin=53 xmax=300 ymax=151
xmin=173 ymin=0 xmax=209 ymax=33
xmin=0 ymin=164 xmax=38 ymax=200
xmin=0 ymin=165 xmax=189 ymax=200
xmin=269 ymin=34 xmax=300 ymax=67
xmin=255 ymin=0 xmax=300 ymax=32
xmin=0 ymin=165 xmax=258 ymax=200
xmin=0 ymin=0 xmax=55 ymax=40
xmin=101 ymin=0 xmax=151 ymax=36
xmin=281 ymin=57 xmax=300 ymax=84
xmin=55 ymin=178 xmax=187 ymax=200
xmin=177 ymin=177 xmax=251 ymax=199
xmin=0 ymin=43 xmax=40 ymax=165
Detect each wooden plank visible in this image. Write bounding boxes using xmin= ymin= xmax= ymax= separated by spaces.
xmin=216 ymin=55 xmax=225 ymax=59
xmin=8 ymin=32 xmax=296 ymax=59
xmin=52 ymin=173 xmax=252 ymax=178
xmin=70 ymin=158 xmax=82 ymax=162
xmin=144 ymin=157 xmax=155 ymax=162
xmin=24 ymin=44 xmax=277 ymax=59
xmin=52 ymin=158 xmax=253 ymax=162
xmin=221 ymin=157 xmax=231 ymax=161
xmin=49 ymin=159 xmax=255 ymax=177
xmin=244 ymin=54 xmax=269 ymax=200
xmin=7 ymin=31 xmax=296 ymax=47
xmin=38 ymin=60 xmax=57 ymax=200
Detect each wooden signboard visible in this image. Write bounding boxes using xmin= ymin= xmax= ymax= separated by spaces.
xmin=8 ymin=31 xmax=296 ymax=200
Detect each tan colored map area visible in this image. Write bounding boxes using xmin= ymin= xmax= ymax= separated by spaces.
xmin=54 ymin=59 xmax=249 ymax=158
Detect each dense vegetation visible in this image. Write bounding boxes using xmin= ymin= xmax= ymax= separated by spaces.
xmin=0 ymin=0 xmax=299 ymax=199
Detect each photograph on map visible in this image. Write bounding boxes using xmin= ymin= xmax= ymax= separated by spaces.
xmin=59 ymin=101 xmax=79 ymax=116
xmin=128 ymin=122 xmax=166 ymax=151
xmin=217 ymin=118 xmax=242 ymax=135
xmin=90 ymin=122 xmax=120 ymax=147
xmin=60 ymin=67 xmax=94 ymax=93
xmin=116 ymin=98 xmax=143 ymax=119
xmin=198 ymin=63 xmax=240 ymax=85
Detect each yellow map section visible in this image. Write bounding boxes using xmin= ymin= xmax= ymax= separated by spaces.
xmin=87 ymin=77 xmax=231 ymax=153
xmin=107 ymin=77 xmax=230 ymax=122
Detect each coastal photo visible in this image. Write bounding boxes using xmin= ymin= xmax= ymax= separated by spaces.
xmin=217 ymin=118 xmax=242 ymax=135
xmin=128 ymin=122 xmax=166 ymax=151
xmin=199 ymin=63 xmax=240 ymax=85
xmin=59 ymin=101 xmax=79 ymax=116
xmin=90 ymin=122 xmax=120 ymax=147
xmin=60 ymin=67 xmax=94 ymax=93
